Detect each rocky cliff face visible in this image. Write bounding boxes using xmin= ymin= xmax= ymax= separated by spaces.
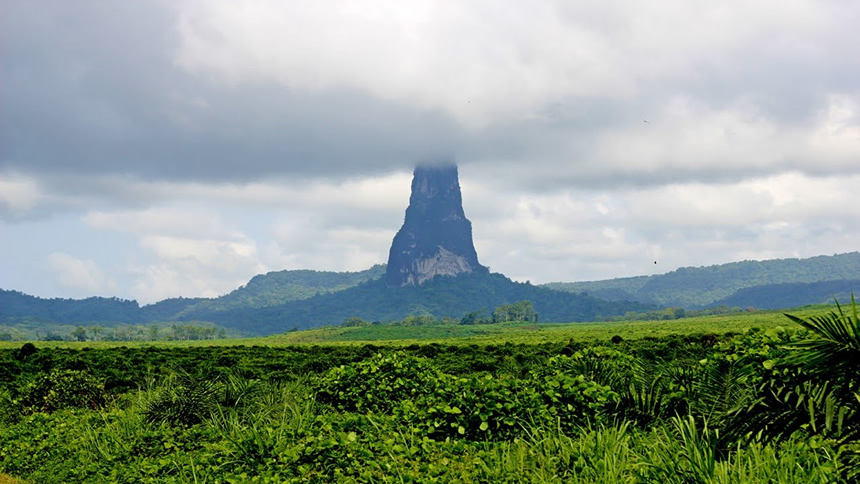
xmin=386 ymin=164 xmax=487 ymax=286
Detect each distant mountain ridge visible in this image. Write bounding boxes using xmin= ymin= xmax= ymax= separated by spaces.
xmin=1 ymin=265 xmax=386 ymax=327
xmin=0 ymin=270 xmax=652 ymax=334
xmin=543 ymin=252 xmax=860 ymax=309
xmin=165 ymin=264 xmax=387 ymax=318
xmin=709 ymin=279 xmax=860 ymax=310
xmin=176 ymin=272 xmax=652 ymax=334
xmin=2 ymin=253 xmax=857 ymax=334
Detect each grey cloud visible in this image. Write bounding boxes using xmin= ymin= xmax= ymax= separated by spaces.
xmin=1 ymin=1 xmax=464 ymax=185
xmin=2 ymin=0 xmax=859 ymax=206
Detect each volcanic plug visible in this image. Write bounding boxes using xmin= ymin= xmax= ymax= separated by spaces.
xmin=385 ymin=164 xmax=488 ymax=286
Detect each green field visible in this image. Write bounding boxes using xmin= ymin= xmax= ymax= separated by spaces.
xmin=267 ymin=306 xmax=829 ymax=345
xmin=0 ymin=305 xmax=832 ymax=350
xmin=0 ymin=302 xmax=857 ymax=482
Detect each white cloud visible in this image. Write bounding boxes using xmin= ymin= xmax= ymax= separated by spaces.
xmin=807 ymin=94 xmax=860 ymax=169
xmin=468 ymin=172 xmax=860 ymax=283
xmin=172 ymin=0 xmax=841 ymax=128
xmin=269 ymin=223 xmax=393 ymax=272
xmin=0 ymin=173 xmax=42 ymax=218
xmin=130 ymin=235 xmax=270 ymax=303
xmin=47 ymin=253 xmax=116 ymax=294
xmin=177 ymin=173 xmax=412 ymax=217
xmin=84 ymin=207 xmax=244 ymax=239
xmin=70 ymin=175 xmax=412 ymax=302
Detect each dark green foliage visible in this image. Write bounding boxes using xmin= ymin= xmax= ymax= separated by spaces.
xmin=143 ymin=372 xmax=220 ymax=427
xmin=2 ymin=267 xmax=650 ymax=335
xmin=394 ymin=314 xmax=440 ymax=326
xmin=492 ymin=301 xmax=538 ymax=323
xmin=722 ymin=296 xmax=860 ymax=479
xmin=342 ymin=316 xmax=370 ymax=327
xmin=313 ymin=350 xmax=617 ymax=441
xmin=0 ymin=290 xmax=143 ymax=325
xmin=168 ymin=265 xmax=388 ymax=320
xmin=397 ymin=372 xmax=542 ymax=440
xmin=0 ymin=323 xmax=856 ymax=482
xmin=16 ymin=369 xmax=106 ymax=414
xmin=783 ymin=295 xmax=860 ymax=382
xmin=0 ymin=265 xmax=385 ymax=328
xmin=459 ymin=308 xmax=488 ymax=325
xmin=712 ymin=279 xmax=860 ymax=310
xmin=208 ymin=272 xmax=652 ymax=334
xmin=691 ymin=358 xmax=751 ymax=425
xmin=314 ymin=352 xmax=440 ymax=413
xmin=535 ymin=348 xmax=634 ymax=387
xmin=0 ymin=410 xmax=103 ymax=482
xmin=537 ymin=349 xmax=689 ymax=429
xmin=15 ymin=342 xmax=37 ymax=361
xmin=533 ymin=372 xmax=618 ymax=434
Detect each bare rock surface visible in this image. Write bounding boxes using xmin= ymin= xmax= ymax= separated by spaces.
xmin=385 ymin=164 xmax=487 ymax=286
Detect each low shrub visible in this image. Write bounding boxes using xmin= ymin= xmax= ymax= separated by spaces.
xmin=16 ymin=369 xmax=106 ymax=415
xmin=314 ymin=352 xmax=440 ymax=414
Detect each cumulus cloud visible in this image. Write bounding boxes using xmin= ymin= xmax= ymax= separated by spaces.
xmin=468 ymin=172 xmax=860 ymax=283
xmin=129 ymin=234 xmax=269 ymax=303
xmin=84 ymin=207 xmax=245 ymax=239
xmin=78 ymin=206 xmax=270 ymax=303
xmin=170 ymin=0 xmax=848 ymax=127
xmin=0 ymin=173 xmax=43 ymax=219
xmin=47 ymin=253 xmax=116 ymax=295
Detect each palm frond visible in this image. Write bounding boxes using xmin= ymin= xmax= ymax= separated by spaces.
xmin=693 ymin=358 xmax=753 ymax=425
xmin=783 ymin=294 xmax=860 ymax=381
xmin=725 ymin=379 xmax=859 ymax=445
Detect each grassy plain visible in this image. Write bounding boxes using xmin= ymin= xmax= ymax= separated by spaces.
xmin=0 ymin=305 xmax=833 ymax=350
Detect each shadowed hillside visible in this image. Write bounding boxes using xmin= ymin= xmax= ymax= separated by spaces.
xmin=180 ymin=272 xmax=652 ymax=334
xmin=543 ymin=252 xmax=860 ymax=308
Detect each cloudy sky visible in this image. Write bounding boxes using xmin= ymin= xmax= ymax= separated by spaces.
xmin=2 ymin=0 xmax=858 ymax=304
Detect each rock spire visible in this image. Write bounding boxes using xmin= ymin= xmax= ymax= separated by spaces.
xmin=386 ymin=164 xmax=487 ymax=286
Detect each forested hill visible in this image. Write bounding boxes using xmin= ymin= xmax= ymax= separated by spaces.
xmin=177 ymin=272 xmax=652 ymax=334
xmin=0 ymin=291 xmax=146 ymax=325
xmin=1 ymin=270 xmax=650 ymax=334
xmin=543 ymin=252 xmax=860 ymax=308
xmin=1 ymin=265 xmax=386 ymax=327
xmin=709 ymin=279 xmax=860 ymax=310
xmin=162 ymin=264 xmax=387 ymax=319
xmin=3 ymin=253 xmax=856 ymax=331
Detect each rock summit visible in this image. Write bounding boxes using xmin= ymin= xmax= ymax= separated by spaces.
xmin=385 ymin=164 xmax=488 ymax=286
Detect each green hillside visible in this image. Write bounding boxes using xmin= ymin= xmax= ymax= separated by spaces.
xmin=178 ymin=272 xmax=653 ymax=334
xmin=3 ymin=253 xmax=856 ymax=336
xmin=543 ymin=252 xmax=860 ymax=308
xmin=1 ymin=266 xmax=386 ymax=327
xmin=710 ymin=279 xmax=860 ymax=309
xmin=0 ymin=291 xmax=143 ymax=326
xmin=164 ymin=264 xmax=386 ymax=318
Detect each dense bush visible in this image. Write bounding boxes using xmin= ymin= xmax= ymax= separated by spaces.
xmin=314 ymin=352 xmax=440 ymax=413
xmin=15 ymin=369 xmax=106 ymax=415
xmin=398 ymin=372 xmax=541 ymax=440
